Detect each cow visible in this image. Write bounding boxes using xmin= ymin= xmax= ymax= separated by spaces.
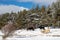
xmin=38 ymin=25 xmax=50 ymax=33
xmin=26 ymin=23 xmax=36 ymax=31
xmin=27 ymin=26 xmax=35 ymax=31
xmin=38 ymin=25 xmax=45 ymax=30
xmin=41 ymin=27 xmax=50 ymax=34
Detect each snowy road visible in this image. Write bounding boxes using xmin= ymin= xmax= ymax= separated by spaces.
xmin=0 ymin=28 xmax=60 ymax=40
xmin=4 ymin=36 xmax=60 ymax=40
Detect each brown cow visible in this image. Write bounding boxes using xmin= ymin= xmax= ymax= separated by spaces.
xmin=26 ymin=22 xmax=36 ymax=31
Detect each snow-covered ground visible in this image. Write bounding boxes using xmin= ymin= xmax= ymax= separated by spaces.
xmin=0 ymin=28 xmax=60 ymax=40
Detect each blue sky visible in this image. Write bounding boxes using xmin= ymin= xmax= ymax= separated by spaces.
xmin=0 ymin=0 xmax=57 ymax=8
xmin=0 ymin=0 xmax=57 ymax=14
xmin=0 ymin=0 xmax=34 ymax=8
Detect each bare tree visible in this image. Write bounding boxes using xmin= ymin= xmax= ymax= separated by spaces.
xmin=1 ymin=21 xmax=17 ymax=39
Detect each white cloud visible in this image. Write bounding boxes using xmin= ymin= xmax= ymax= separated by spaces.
xmin=0 ymin=5 xmax=29 ymax=14
xmin=18 ymin=0 xmax=32 ymax=2
xmin=18 ymin=0 xmax=57 ymax=4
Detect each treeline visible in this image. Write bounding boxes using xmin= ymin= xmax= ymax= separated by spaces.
xmin=0 ymin=1 xmax=60 ymax=29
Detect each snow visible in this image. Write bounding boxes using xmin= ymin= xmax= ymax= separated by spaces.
xmin=0 ymin=28 xmax=60 ymax=40
xmin=0 ymin=31 xmax=4 ymax=35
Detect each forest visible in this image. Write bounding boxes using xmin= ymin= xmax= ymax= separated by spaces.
xmin=0 ymin=0 xmax=60 ymax=29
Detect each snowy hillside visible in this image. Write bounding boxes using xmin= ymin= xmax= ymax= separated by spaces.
xmin=0 ymin=28 xmax=60 ymax=40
